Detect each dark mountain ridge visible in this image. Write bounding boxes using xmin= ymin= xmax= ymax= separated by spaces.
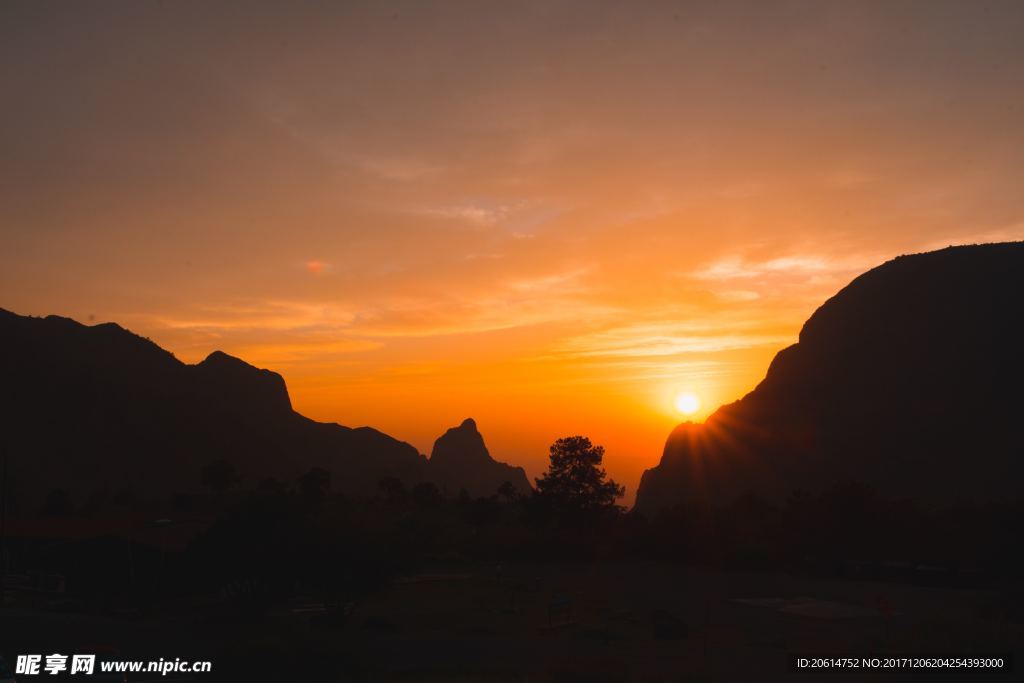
xmin=429 ymin=418 xmax=531 ymax=497
xmin=0 ymin=309 xmax=528 ymax=509
xmin=634 ymin=242 xmax=1024 ymax=514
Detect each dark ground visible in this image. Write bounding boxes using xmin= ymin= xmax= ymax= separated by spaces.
xmin=3 ymin=562 xmax=1020 ymax=682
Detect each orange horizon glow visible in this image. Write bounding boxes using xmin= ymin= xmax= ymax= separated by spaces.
xmin=3 ymin=3 xmax=1024 ymax=503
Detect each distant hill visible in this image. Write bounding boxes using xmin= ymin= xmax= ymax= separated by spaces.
xmin=0 ymin=309 xmax=528 ymax=509
xmin=635 ymin=242 xmax=1024 ymax=514
xmin=429 ymin=418 xmax=531 ymax=497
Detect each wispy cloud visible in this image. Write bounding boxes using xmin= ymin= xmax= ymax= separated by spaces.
xmin=692 ymin=255 xmax=835 ymax=281
xmin=355 ymin=155 xmax=448 ymax=182
xmin=156 ymin=300 xmax=357 ymax=332
xmin=556 ymin=321 xmax=792 ymax=359
xmin=152 ymin=265 xmax=605 ymax=343
xmin=685 ymin=250 xmax=884 ymax=304
xmin=352 ymin=266 xmax=609 ymax=338
xmin=823 ymin=169 xmax=876 ymax=188
xmin=417 ymin=198 xmax=531 ymax=227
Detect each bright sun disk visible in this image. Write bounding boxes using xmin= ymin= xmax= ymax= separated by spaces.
xmin=674 ymin=392 xmax=700 ymax=415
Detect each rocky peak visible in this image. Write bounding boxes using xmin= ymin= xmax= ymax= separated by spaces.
xmin=429 ymin=418 xmax=532 ymax=497
xmin=193 ymin=350 xmax=292 ymax=413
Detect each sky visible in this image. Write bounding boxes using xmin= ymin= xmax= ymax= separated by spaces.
xmin=3 ymin=1 xmax=1024 ymax=502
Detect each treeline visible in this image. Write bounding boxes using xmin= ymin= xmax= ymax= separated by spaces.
xmin=627 ymin=481 xmax=1024 ymax=580
xmin=161 ymin=476 xmax=1024 ymax=613
xmin=8 ymin=438 xmax=1024 ymax=615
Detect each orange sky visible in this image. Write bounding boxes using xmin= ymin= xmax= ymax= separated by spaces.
xmin=3 ymin=1 xmax=1024 ymax=502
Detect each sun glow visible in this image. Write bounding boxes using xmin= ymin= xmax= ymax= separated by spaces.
xmin=674 ymin=392 xmax=701 ymax=416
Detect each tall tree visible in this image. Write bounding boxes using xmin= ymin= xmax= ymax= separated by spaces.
xmin=534 ymin=436 xmax=624 ymax=515
xmin=298 ymin=467 xmax=332 ymax=504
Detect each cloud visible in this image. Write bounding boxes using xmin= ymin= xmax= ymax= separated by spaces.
xmin=231 ymin=338 xmax=383 ymax=365
xmin=155 ymin=300 xmax=357 ymax=332
xmin=418 ymin=199 xmax=531 ymax=227
xmin=351 ymin=266 xmax=608 ymax=338
xmin=685 ymin=250 xmax=885 ymax=304
xmin=151 ymin=265 xmax=605 ymax=343
xmin=355 ymin=156 xmax=447 ymax=181
xmin=692 ymin=255 xmax=834 ymax=281
xmin=305 ymin=260 xmax=328 ymax=274
xmin=823 ymin=169 xmax=876 ymax=188
xmin=716 ymin=290 xmax=761 ymax=302
xmin=556 ymin=321 xmax=792 ymax=359
xmin=507 ymin=267 xmax=592 ymax=294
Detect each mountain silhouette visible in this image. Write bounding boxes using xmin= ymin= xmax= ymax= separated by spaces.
xmin=429 ymin=418 xmax=531 ymax=497
xmin=635 ymin=242 xmax=1024 ymax=514
xmin=0 ymin=309 xmax=435 ymax=508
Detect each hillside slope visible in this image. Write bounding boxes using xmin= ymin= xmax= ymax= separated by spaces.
xmin=635 ymin=242 xmax=1024 ymax=513
xmin=0 ymin=309 xmax=431 ymax=507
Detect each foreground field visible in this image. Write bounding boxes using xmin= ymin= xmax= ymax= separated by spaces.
xmin=3 ymin=563 xmax=1021 ymax=681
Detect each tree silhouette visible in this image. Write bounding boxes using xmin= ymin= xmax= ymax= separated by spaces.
xmin=496 ymin=480 xmax=520 ymax=504
xmin=201 ymin=459 xmax=239 ymax=496
xmin=412 ymin=481 xmax=443 ymax=509
xmin=378 ymin=476 xmax=407 ymax=502
xmin=298 ymin=467 xmax=331 ymax=504
xmin=40 ymin=488 xmax=74 ymax=516
xmin=534 ymin=436 xmax=624 ymax=514
xmin=255 ymin=477 xmax=288 ymax=497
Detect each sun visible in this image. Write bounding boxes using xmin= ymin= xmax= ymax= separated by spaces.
xmin=674 ymin=391 xmax=701 ymax=416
